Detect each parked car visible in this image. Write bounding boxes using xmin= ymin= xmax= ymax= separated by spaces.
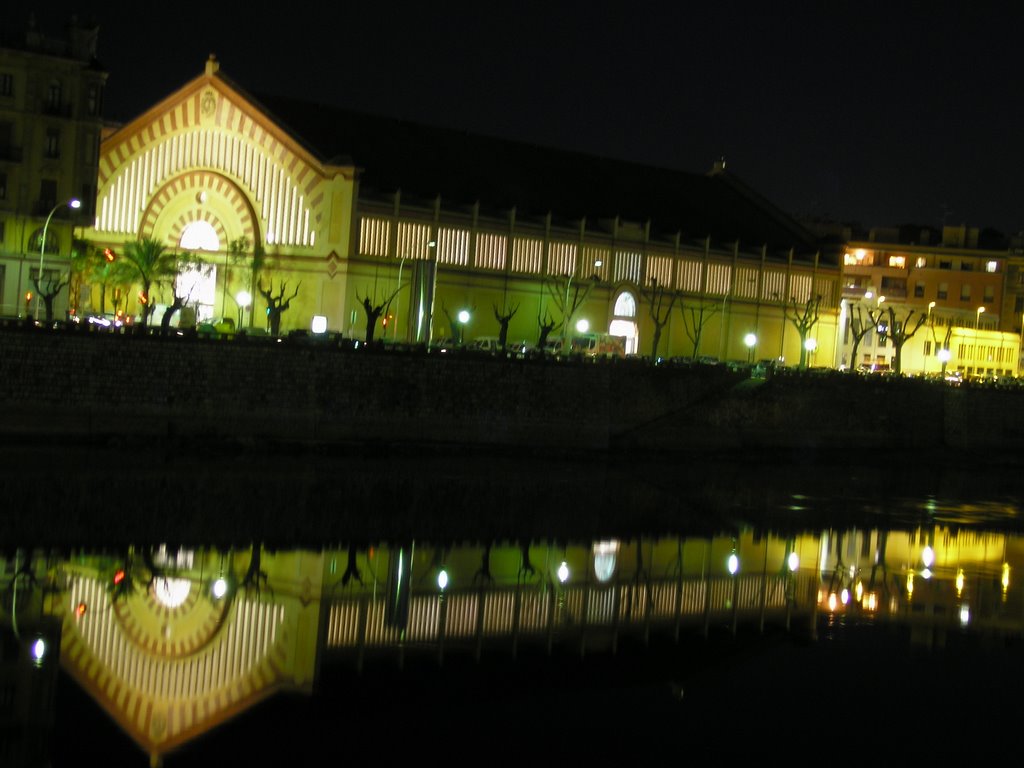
xmin=197 ymin=317 xmax=237 ymax=338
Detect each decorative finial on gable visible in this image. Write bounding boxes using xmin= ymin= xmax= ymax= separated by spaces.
xmin=205 ymin=54 xmax=219 ymax=75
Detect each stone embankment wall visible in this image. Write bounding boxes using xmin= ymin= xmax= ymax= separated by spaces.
xmin=0 ymin=324 xmax=1022 ymax=458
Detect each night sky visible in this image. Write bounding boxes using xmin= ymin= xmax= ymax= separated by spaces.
xmin=15 ymin=3 xmax=1024 ymax=236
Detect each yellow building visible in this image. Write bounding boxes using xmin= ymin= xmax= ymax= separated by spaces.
xmin=0 ymin=17 xmax=106 ymax=317
xmin=838 ymin=225 xmax=1020 ymax=378
xmin=59 ymin=56 xmax=840 ymax=366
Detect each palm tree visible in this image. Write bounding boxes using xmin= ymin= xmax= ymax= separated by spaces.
xmin=121 ymin=237 xmax=179 ymax=327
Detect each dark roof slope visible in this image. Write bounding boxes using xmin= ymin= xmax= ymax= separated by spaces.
xmin=251 ymin=89 xmax=824 ymax=257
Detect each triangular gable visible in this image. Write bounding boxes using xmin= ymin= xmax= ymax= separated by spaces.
xmin=94 ymin=56 xmax=338 ymax=250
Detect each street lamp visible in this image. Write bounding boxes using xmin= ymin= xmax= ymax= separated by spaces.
xmin=743 ymin=332 xmax=757 ymax=363
xmin=235 ymin=290 xmax=252 ymax=329
xmin=35 ymin=197 xmax=81 ymax=320
xmin=976 ymin=306 xmax=985 ymax=330
xmin=457 ymin=309 xmax=470 ymax=344
xmin=575 ymin=318 xmax=590 ymax=334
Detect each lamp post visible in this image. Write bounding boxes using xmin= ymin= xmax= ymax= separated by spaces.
xmin=35 ymin=198 xmax=81 ymax=320
xmin=743 ymin=332 xmax=757 ymax=363
xmin=235 ymin=290 xmax=251 ymax=329
xmin=923 ymin=301 xmax=936 ymax=376
xmin=976 ymin=306 xmax=985 ymax=330
xmin=457 ymin=309 xmax=470 ymax=344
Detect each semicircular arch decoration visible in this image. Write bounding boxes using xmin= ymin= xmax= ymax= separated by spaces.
xmin=139 ymin=170 xmax=260 ymax=253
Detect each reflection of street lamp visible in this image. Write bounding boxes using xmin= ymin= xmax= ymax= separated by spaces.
xmin=743 ymin=332 xmax=757 ymax=363
xmin=457 ymin=309 xmax=470 ymax=344
xmin=36 ymin=197 xmax=81 ymax=320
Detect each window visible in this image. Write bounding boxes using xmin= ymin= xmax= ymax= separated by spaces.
xmin=961 ymin=261 xmax=973 ymax=271
xmin=44 ymin=127 xmax=59 ymax=159
xmin=937 ymin=283 xmax=948 ymax=300
xmin=28 ymin=227 xmax=58 ymax=254
xmin=940 ymin=260 xmax=952 ymax=270
xmin=984 ymin=286 xmax=994 ymax=303
xmin=915 ymin=257 xmax=927 ymax=268
xmin=39 ymin=179 xmax=56 ymax=211
xmin=924 ymin=340 xmax=932 ymax=355
xmin=987 ymin=261 xmax=998 ymax=273
xmin=0 ymin=171 xmax=5 ymax=200
xmin=46 ymin=80 xmax=61 ymax=109
xmin=86 ymin=83 xmax=102 ymax=116
xmin=888 ymin=255 xmax=906 ymax=268
xmin=914 ymin=283 xmax=925 ymax=298
xmin=0 ymin=73 xmax=11 ymax=97
xmin=960 ymin=284 xmax=971 ymax=302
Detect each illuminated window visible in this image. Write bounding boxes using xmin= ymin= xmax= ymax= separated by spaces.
xmin=179 ymin=220 xmax=220 ymax=252
xmin=987 ymin=261 xmax=998 ymax=273
xmin=916 ymin=257 xmax=927 ymax=268
xmin=888 ymin=255 xmax=906 ymax=268
xmin=611 ymin=291 xmax=638 ymax=354
xmin=152 ymin=577 xmax=192 ymax=608
xmin=613 ymin=291 xmax=637 ymax=318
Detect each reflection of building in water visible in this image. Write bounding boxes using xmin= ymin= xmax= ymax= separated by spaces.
xmin=2 ymin=525 xmax=1023 ymax=764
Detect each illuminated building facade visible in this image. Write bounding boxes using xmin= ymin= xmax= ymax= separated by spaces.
xmin=0 ymin=17 xmax=106 ymax=316
xmin=838 ymin=225 xmax=1020 ymax=378
xmin=69 ymin=56 xmax=841 ymax=364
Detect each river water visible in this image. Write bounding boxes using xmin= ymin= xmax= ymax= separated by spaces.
xmin=5 ymin=453 xmax=1024 ymax=765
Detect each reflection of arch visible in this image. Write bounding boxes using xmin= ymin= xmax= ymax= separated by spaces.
xmin=610 ymin=288 xmax=639 ymax=354
xmin=139 ymin=170 xmax=259 ymax=251
xmin=27 ymin=227 xmax=59 ymax=254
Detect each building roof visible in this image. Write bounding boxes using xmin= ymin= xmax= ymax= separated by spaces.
xmin=247 ymin=88 xmax=826 ymax=259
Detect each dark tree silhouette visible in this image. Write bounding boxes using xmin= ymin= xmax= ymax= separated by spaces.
xmin=30 ymin=273 xmax=69 ymax=324
xmin=537 ymin=310 xmax=558 ymax=355
xmin=644 ymin=277 xmax=678 ymax=361
xmin=883 ymin=305 xmax=928 ymax=374
xmin=785 ymin=295 xmax=822 ymax=369
xmin=679 ymin=300 xmax=719 ymax=358
xmin=545 ymin=273 xmax=598 ymax=353
xmin=358 ymin=284 xmax=404 ymax=343
xmin=258 ymin=280 xmax=300 ymax=336
xmin=846 ymin=304 xmax=884 ymax=371
xmin=493 ymin=301 xmax=519 ymax=350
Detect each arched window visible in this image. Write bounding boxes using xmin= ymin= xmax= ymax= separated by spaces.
xmin=179 ymin=220 xmax=220 ymax=252
xmin=610 ymin=290 xmax=639 ymax=354
xmin=28 ymin=228 xmax=59 ymax=255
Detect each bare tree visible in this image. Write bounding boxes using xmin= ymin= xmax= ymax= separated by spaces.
xmin=846 ymin=303 xmax=884 ymax=371
xmin=644 ymin=277 xmax=677 ymax=361
xmin=785 ymin=295 xmax=822 ymax=369
xmin=493 ymin=301 xmax=519 ymax=350
xmin=883 ymin=305 xmax=928 ymax=374
xmin=679 ymin=300 xmax=720 ymax=358
xmin=258 ymin=280 xmax=301 ymax=336
xmin=537 ymin=310 xmax=557 ymax=354
xmin=357 ymin=284 xmax=403 ymax=343
xmin=545 ymin=273 xmax=598 ymax=353
xmin=30 ymin=273 xmax=69 ymax=324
